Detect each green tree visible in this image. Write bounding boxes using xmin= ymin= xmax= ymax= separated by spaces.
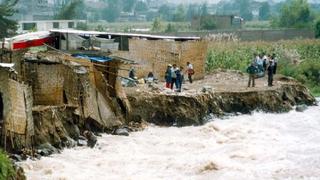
xmin=186 ymin=4 xmax=200 ymax=21
xmin=102 ymin=0 xmax=121 ymax=22
xmin=55 ymin=0 xmax=85 ymax=20
xmin=165 ymin=23 xmax=177 ymax=33
xmin=259 ymin=2 xmax=270 ymax=21
xmin=315 ymin=18 xmax=320 ymax=38
xmin=151 ymin=17 xmax=162 ymax=32
xmin=239 ymin=0 xmax=253 ymax=21
xmin=0 ymin=0 xmax=18 ymax=39
xmin=76 ymin=22 xmax=88 ymax=30
xmin=123 ymin=0 xmax=136 ymax=12
xmin=276 ymin=0 xmax=313 ymax=28
xmin=200 ymin=2 xmax=208 ymax=16
xmin=173 ymin=4 xmax=186 ymax=22
xmin=200 ymin=16 xmax=216 ymax=30
xmin=158 ymin=5 xmax=173 ymax=21
xmin=135 ymin=1 xmax=148 ymax=12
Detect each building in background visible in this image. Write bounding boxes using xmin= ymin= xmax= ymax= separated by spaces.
xmin=17 ymin=20 xmax=86 ymax=33
xmin=191 ymin=15 xmax=243 ymax=30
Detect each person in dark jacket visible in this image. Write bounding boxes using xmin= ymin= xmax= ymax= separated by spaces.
xmin=175 ymin=67 xmax=182 ymax=92
xmin=272 ymin=53 xmax=278 ymax=74
xmin=165 ymin=64 xmax=172 ymax=88
xmin=247 ymin=63 xmax=257 ymax=87
xmin=171 ymin=64 xmax=178 ymax=89
xmin=267 ymin=61 xmax=274 ymax=86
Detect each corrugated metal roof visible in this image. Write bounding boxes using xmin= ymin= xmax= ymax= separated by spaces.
xmin=50 ymin=29 xmax=201 ymax=40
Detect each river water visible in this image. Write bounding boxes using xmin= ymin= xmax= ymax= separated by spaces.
xmin=20 ymin=100 xmax=320 ymax=180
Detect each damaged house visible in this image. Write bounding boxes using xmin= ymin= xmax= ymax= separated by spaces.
xmin=0 ymin=30 xmax=206 ymax=152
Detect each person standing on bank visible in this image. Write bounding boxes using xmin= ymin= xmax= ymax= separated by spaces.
xmin=165 ymin=64 xmax=172 ymax=88
xmin=186 ymin=62 xmax=194 ymax=83
xmin=272 ymin=53 xmax=278 ymax=74
xmin=171 ymin=64 xmax=177 ymax=89
xmin=175 ymin=67 xmax=182 ymax=92
xmin=247 ymin=62 xmax=257 ymax=87
xmin=267 ymin=60 xmax=274 ymax=87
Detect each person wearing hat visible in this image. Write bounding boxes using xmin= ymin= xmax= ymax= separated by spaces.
xmin=165 ymin=64 xmax=173 ymax=88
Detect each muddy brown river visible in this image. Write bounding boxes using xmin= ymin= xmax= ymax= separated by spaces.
xmin=20 ymin=99 xmax=320 ymax=180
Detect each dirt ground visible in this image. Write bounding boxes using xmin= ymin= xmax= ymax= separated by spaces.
xmin=124 ymin=70 xmax=293 ymax=95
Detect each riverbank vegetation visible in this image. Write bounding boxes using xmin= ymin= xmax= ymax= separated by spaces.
xmin=206 ymin=40 xmax=320 ymax=96
xmin=0 ymin=149 xmax=16 ymax=180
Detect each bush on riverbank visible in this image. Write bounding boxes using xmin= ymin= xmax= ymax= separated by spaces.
xmin=0 ymin=149 xmax=16 ymax=180
xmin=206 ymin=40 xmax=320 ymax=96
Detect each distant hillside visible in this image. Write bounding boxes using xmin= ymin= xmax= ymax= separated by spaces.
xmin=165 ymin=0 xmax=318 ymax=5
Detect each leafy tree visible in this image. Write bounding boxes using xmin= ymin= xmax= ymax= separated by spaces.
xmin=76 ymin=22 xmax=88 ymax=30
xmin=95 ymin=25 xmax=105 ymax=32
xmin=239 ymin=0 xmax=253 ymax=21
xmin=276 ymin=0 xmax=313 ymax=28
xmin=135 ymin=1 xmax=148 ymax=12
xmin=0 ymin=0 xmax=18 ymax=39
xmin=259 ymin=2 xmax=270 ymax=21
xmin=200 ymin=16 xmax=216 ymax=30
xmin=158 ymin=5 xmax=173 ymax=21
xmin=102 ymin=0 xmax=121 ymax=22
xmin=151 ymin=17 xmax=162 ymax=32
xmin=123 ymin=0 xmax=136 ymax=12
xmin=55 ymin=0 xmax=85 ymax=20
xmin=165 ymin=23 xmax=177 ymax=33
xmin=315 ymin=18 xmax=320 ymax=38
xmin=173 ymin=4 xmax=186 ymax=22
xmin=200 ymin=2 xmax=209 ymax=16
xmin=186 ymin=4 xmax=200 ymax=21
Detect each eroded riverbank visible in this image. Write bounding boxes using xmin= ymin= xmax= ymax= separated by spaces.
xmin=20 ymin=99 xmax=320 ymax=180
xmin=125 ymin=70 xmax=316 ymax=126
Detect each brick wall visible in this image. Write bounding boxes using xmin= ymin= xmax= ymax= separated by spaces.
xmin=7 ymin=79 xmax=28 ymax=134
xmin=0 ymin=69 xmax=10 ymax=127
xmin=115 ymin=39 xmax=207 ymax=81
xmin=0 ymin=68 xmax=34 ymax=149
xmin=25 ymin=63 xmax=64 ymax=105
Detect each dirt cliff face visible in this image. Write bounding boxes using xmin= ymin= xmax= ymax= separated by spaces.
xmin=126 ymin=73 xmax=316 ymax=127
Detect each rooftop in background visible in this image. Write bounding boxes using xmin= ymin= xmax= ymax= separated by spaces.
xmin=50 ymin=29 xmax=201 ymax=41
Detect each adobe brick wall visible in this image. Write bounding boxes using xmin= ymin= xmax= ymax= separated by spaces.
xmin=7 ymin=79 xmax=28 ymax=134
xmin=0 ymin=68 xmax=34 ymax=149
xmin=25 ymin=63 xmax=64 ymax=106
xmin=0 ymin=69 xmax=10 ymax=126
xmin=115 ymin=39 xmax=207 ymax=81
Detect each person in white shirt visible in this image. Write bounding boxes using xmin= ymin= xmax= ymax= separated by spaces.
xmin=186 ymin=62 xmax=194 ymax=83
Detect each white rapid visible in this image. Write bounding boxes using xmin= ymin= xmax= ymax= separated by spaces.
xmin=20 ymin=101 xmax=320 ymax=180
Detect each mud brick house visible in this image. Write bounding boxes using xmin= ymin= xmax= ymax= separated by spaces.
xmin=117 ymin=38 xmax=207 ymax=80
xmin=0 ymin=46 xmax=132 ymax=152
xmin=49 ymin=30 xmax=207 ymax=81
xmin=0 ymin=63 xmax=34 ymax=151
xmin=0 ymin=30 xmax=207 ymax=151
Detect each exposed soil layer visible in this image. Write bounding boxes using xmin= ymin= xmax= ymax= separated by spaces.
xmin=125 ymin=70 xmax=316 ymax=126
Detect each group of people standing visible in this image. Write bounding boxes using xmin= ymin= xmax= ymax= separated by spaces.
xmin=247 ymin=53 xmax=278 ymax=87
xmin=165 ymin=62 xmax=194 ymax=92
